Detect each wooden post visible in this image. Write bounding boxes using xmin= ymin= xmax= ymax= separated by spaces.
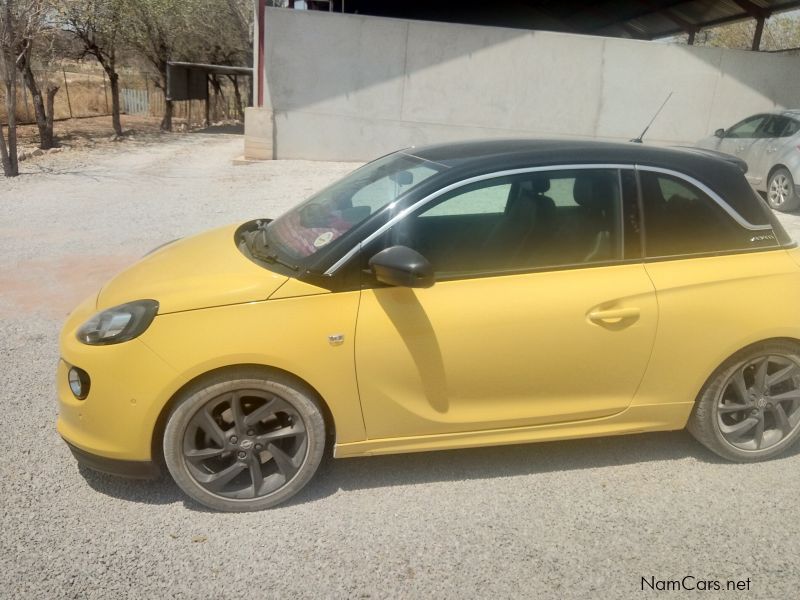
xmin=144 ymin=73 xmax=151 ymax=116
xmin=102 ymin=71 xmax=109 ymax=113
xmin=688 ymin=30 xmax=696 ymax=45
xmin=22 ymin=72 xmax=31 ymax=122
xmin=62 ymin=68 xmax=73 ymax=118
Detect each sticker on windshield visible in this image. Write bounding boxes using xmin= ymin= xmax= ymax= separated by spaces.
xmin=313 ymin=231 xmax=335 ymax=248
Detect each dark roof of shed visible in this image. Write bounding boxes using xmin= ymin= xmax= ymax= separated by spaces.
xmin=342 ymin=0 xmax=800 ymax=40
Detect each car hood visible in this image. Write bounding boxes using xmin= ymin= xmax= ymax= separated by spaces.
xmin=96 ymin=223 xmax=288 ymax=314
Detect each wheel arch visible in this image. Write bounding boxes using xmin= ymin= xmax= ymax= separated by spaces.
xmin=767 ymin=163 xmax=790 ymax=186
xmin=150 ymin=363 xmax=337 ymax=467
xmin=693 ymin=336 xmax=800 ymax=406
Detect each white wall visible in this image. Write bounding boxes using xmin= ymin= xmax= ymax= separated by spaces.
xmin=245 ymin=7 xmax=800 ymax=161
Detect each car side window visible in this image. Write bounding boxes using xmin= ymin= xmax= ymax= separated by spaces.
xmin=639 ymin=171 xmax=759 ymax=257
xmin=760 ymin=116 xmax=791 ymax=138
xmin=726 ymin=115 xmax=768 ymax=139
xmin=422 ymin=183 xmax=511 ymax=216
xmin=363 ymin=168 xmax=623 ymax=278
xmin=782 ymin=118 xmax=800 ymax=137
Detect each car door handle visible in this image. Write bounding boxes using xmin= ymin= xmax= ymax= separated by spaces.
xmin=767 ymin=146 xmax=778 ymax=153
xmin=588 ymin=307 xmax=640 ymax=324
xmin=736 ymin=145 xmax=746 ymax=152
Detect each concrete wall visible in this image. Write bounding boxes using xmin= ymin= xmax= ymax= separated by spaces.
xmin=245 ymin=7 xmax=800 ymax=161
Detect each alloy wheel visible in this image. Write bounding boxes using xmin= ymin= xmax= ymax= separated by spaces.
xmin=182 ymin=389 xmax=308 ymax=499
xmin=716 ymin=354 xmax=800 ymax=452
xmin=768 ymin=173 xmax=791 ymax=207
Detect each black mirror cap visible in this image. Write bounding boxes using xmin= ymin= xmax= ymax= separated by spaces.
xmin=369 ymin=245 xmax=435 ymax=288
xmin=714 ymin=128 xmax=725 ymax=138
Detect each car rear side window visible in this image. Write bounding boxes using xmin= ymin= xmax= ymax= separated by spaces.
xmin=639 ymin=171 xmax=767 ymax=257
xmin=782 ymin=118 xmax=800 ymax=137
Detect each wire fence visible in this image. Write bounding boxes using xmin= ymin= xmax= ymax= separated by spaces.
xmin=0 ymin=63 xmax=247 ymax=127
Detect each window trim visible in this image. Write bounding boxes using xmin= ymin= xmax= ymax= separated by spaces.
xmin=635 ymin=165 xmax=772 ymax=233
xmin=324 ymin=163 xmax=774 ymax=276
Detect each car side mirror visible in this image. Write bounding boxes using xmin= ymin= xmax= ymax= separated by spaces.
xmin=714 ymin=128 xmax=725 ymax=138
xmin=369 ymin=245 xmax=434 ymax=288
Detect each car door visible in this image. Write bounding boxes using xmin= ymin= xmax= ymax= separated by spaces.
xmin=745 ymin=116 xmax=792 ymax=186
xmin=352 ymin=167 xmax=659 ymax=440
xmin=717 ymin=114 xmax=771 ymax=170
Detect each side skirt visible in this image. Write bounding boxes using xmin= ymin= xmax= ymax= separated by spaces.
xmin=333 ymin=402 xmax=694 ymax=458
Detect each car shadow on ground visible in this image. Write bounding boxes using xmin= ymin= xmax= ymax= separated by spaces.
xmin=77 ymin=429 xmax=798 ymax=511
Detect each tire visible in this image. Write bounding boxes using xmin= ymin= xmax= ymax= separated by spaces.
xmin=163 ymin=368 xmax=327 ymax=511
xmin=767 ymin=167 xmax=800 ymax=212
xmin=688 ymin=341 xmax=800 ymax=462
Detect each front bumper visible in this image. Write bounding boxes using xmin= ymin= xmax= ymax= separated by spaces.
xmin=64 ymin=439 xmax=160 ymax=479
xmin=57 ymin=294 xmax=178 ymax=463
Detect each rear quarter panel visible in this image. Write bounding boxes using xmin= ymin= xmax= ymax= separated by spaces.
xmin=636 ymin=249 xmax=800 ymax=422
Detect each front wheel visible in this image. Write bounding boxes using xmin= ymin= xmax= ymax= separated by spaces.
xmin=163 ymin=370 xmax=327 ymax=511
xmin=767 ymin=167 xmax=800 ymax=212
xmin=688 ymin=342 xmax=800 ymax=462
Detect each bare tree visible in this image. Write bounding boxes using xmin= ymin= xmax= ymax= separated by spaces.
xmin=190 ymin=0 xmax=253 ymax=119
xmin=18 ymin=31 xmax=60 ymax=149
xmin=0 ymin=0 xmax=49 ymax=175
xmin=122 ymin=0 xmax=194 ymax=131
xmin=57 ymin=0 xmax=124 ymax=135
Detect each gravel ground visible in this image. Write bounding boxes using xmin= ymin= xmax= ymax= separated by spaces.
xmin=2 ymin=133 xmax=800 ymax=599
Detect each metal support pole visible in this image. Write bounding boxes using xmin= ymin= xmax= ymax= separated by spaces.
xmin=205 ymin=74 xmax=210 ymax=126
xmin=62 ymin=68 xmax=73 ymax=118
xmin=752 ymin=16 xmax=765 ymax=51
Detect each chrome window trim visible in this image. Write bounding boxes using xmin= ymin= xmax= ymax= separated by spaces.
xmin=323 ymin=162 xmax=771 ymax=276
xmin=324 ymin=163 xmax=631 ymax=275
xmin=634 ymin=165 xmax=772 ymax=232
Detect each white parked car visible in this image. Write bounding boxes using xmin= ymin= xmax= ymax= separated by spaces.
xmin=696 ymin=110 xmax=800 ymax=212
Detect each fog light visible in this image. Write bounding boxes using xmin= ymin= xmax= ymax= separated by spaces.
xmin=68 ymin=367 xmax=90 ymax=400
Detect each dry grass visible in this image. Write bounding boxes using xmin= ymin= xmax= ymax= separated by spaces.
xmin=13 ymin=114 xmax=165 ymax=149
xmin=1 ymin=66 xmax=112 ymax=124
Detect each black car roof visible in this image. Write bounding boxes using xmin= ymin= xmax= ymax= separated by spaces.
xmin=403 ymin=138 xmax=763 ymax=225
xmin=406 ymin=138 xmax=746 ymax=173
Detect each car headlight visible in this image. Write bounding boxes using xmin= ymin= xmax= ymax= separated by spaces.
xmin=76 ymin=300 xmax=159 ymax=345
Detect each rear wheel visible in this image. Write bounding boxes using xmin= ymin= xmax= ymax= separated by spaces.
xmin=767 ymin=167 xmax=800 ymax=212
xmin=163 ymin=370 xmax=326 ymax=511
xmin=688 ymin=342 xmax=800 ymax=462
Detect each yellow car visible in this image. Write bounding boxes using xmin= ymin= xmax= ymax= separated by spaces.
xmin=58 ymin=139 xmax=800 ymax=511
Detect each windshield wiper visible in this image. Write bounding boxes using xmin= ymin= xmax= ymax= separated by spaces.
xmin=244 ymin=221 xmax=300 ymax=272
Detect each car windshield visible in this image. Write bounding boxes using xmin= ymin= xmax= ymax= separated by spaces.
xmin=267 ymin=152 xmax=444 ymax=260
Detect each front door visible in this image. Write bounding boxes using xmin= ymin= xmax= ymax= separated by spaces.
xmin=746 ymin=116 xmax=797 ymax=186
xmin=352 ymin=167 xmax=659 ymax=439
xmin=718 ymin=114 xmax=771 ymax=181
